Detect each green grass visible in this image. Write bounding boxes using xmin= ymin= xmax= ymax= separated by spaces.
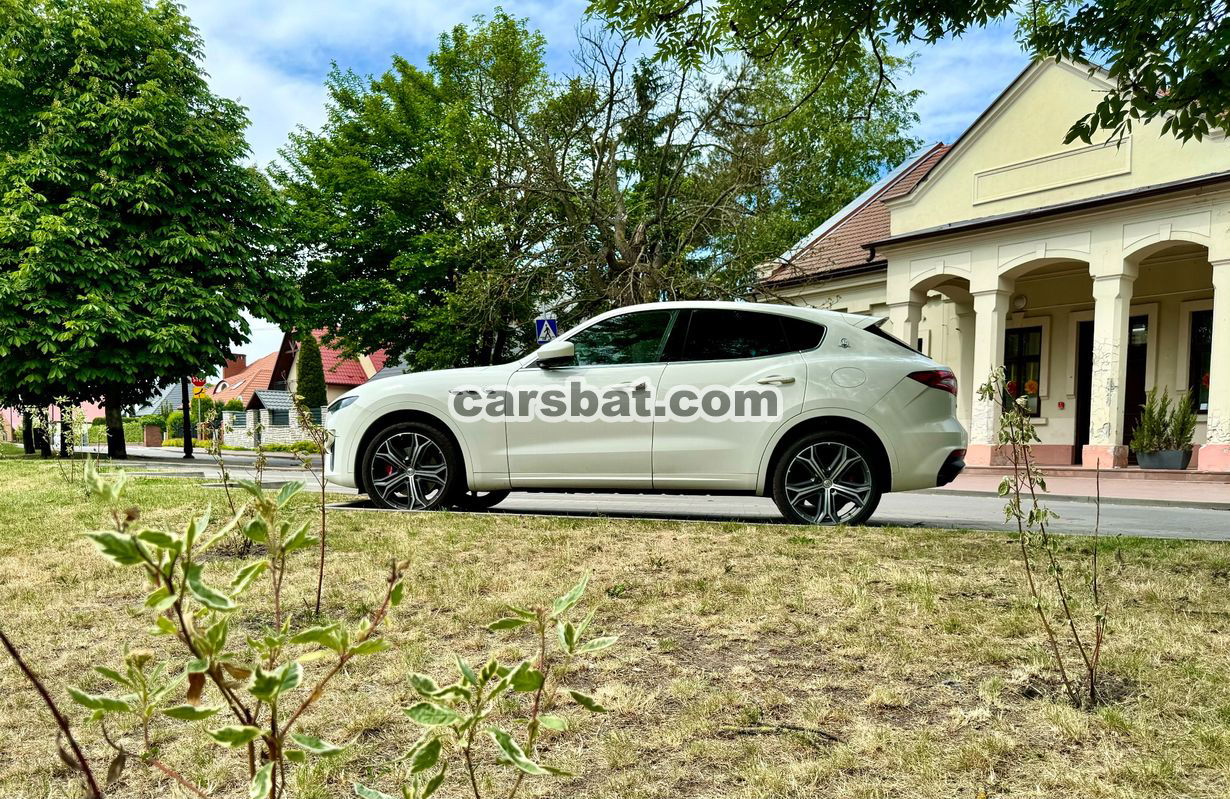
xmin=1 ymin=458 xmax=1229 ymax=798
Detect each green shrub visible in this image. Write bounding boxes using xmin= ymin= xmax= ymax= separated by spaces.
xmin=161 ymin=437 xmax=214 ymax=449
xmin=86 ymin=421 xmax=143 ymax=445
xmin=138 ymin=414 xmax=166 ymax=431
xmin=223 ymin=398 xmax=245 ymax=412
xmin=166 ymin=410 xmax=184 ymax=438
xmin=295 ymin=333 xmax=328 ymax=408
xmin=263 ymin=440 xmax=319 ymax=454
xmin=1131 ymin=388 xmax=1197 ymax=454
xmin=90 ymin=417 xmax=107 ymax=426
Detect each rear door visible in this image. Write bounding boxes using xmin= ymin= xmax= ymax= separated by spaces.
xmin=651 ymin=309 xmax=821 ymax=490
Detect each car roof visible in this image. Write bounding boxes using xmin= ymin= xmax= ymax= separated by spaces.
xmin=583 ymin=300 xmax=883 ymax=330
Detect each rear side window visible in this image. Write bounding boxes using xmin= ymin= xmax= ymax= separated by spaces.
xmin=779 ymin=316 xmax=826 ymax=350
xmin=673 ymin=309 xmax=822 ymax=361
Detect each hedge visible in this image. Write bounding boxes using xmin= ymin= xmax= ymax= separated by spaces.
xmin=86 ymin=421 xmax=144 ymax=444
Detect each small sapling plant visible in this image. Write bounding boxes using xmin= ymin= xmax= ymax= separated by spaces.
xmin=354 ymin=575 xmax=618 ymax=799
xmin=291 ymin=392 xmax=331 ymax=616
xmin=979 ymin=368 xmax=1111 ymax=707
xmin=52 ymin=464 xmax=407 ymax=798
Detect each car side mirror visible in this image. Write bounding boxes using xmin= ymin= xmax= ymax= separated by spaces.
xmin=535 ymin=339 xmax=575 ymax=368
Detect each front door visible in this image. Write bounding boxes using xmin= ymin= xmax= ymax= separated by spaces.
xmin=504 ymin=309 xmax=675 ymax=489
xmin=1074 ymin=315 xmax=1148 ymax=463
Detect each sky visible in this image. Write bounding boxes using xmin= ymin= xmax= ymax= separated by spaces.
xmin=179 ymin=1 xmax=1029 ymax=361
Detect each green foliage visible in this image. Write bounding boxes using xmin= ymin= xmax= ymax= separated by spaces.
xmin=590 ymin=0 xmax=1228 ymax=143
xmin=86 ymin=421 xmax=142 ymax=445
xmin=356 ymin=575 xmax=617 ymax=799
xmin=138 ymin=415 xmax=166 ymax=431
xmin=224 ymin=399 xmax=246 ymax=412
xmin=1131 ymin=388 xmax=1197 ymax=454
xmin=0 ymin=0 xmax=300 ymax=412
xmin=166 ymin=412 xmax=185 ymax=439
xmin=71 ymin=466 xmax=404 ymax=798
xmin=295 ymin=335 xmax=328 ymax=409
xmin=276 ymin=12 xmax=918 ymax=369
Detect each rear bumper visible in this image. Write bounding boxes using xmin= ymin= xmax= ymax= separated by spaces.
xmin=936 ymin=449 xmax=966 ymax=487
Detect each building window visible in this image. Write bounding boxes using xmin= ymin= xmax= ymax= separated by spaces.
xmin=1188 ymin=309 xmax=1213 ymax=414
xmin=1004 ymin=326 xmax=1042 ymax=417
xmin=269 ymin=410 xmax=290 ymax=426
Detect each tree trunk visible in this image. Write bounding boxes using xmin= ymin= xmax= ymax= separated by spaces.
xmin=105 ymin=397 xmax=127 ymax=460
xmin=33 ymin=420 xmax=51 ymax=458
xmin=21 ymin=412 xmax=34 ymax=455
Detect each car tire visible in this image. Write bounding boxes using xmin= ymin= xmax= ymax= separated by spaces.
xmin=452 ymin=490 xmax=510 ymax=511
xmin=361 ymin=421 xmax=463 ymax=511
xmin=772 ymin=431 xmax=883 ymax=526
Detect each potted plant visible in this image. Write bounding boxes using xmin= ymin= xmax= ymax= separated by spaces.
xmin=1131 ymin=388 xmax=1197 ymax=469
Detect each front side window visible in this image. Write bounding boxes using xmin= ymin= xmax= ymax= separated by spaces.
xmin=1003 ymin=326 xmax=1042 ymax=417
xmin=675 ymin=309 xmax=798 ymax=361
xmin=1188 ymin=309 xmax=1213 ymax=413
xmin=568 ymin=310 xmax=674 ymax=366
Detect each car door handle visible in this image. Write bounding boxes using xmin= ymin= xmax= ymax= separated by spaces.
xmin=757 ymin=375 xmax=796 ymax=385
xmin=610 ymin=379 xmax=649 ymax=392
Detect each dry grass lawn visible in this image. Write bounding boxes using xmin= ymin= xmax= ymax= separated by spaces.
xmin=1 ymin=457 xmax=1229 ymax=798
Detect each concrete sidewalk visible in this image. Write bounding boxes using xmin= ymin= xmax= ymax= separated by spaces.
xmin=934 ymin=471 xmax=1230 ymax=510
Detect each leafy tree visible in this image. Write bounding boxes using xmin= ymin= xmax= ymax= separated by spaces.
xmin=0 ymin=0 xmax=299 ymax=458
xmin=280 ymin=13 xmax=918 ymax=368
xmin=295 ymin=333 xmax=328 ymax=408
xmin=589 ymin=0 xmax=1230 ymax=142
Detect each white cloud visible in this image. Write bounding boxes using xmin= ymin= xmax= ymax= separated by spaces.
xmin=895 ymin=20 xmax=1030 ymax=146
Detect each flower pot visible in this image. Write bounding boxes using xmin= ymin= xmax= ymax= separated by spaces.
xmin=1136 ymin=448 xmax=1192 ymax=470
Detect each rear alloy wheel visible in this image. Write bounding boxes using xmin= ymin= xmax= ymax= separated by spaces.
xmin=362 ymin=422 xmax=461 ymax=511
xmin=452 ymin=490 xmax=510 ymax=511
xmin=772 ymin=432 xmax=882 ymax=525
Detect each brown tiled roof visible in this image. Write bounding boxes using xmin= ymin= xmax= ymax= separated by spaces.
xmin=210 ymin=351 xmax=279 ymax=406
xmin=762 ymin=144 xmax=949 ymax=285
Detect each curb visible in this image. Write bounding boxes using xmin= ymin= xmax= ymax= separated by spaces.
xmin=923 ymin=488 xmax=1230 ymax=512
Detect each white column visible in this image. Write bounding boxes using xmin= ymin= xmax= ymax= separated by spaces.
xmin=955 ymin=303 xmax=976 ymax=430
xmin=886 ymin=298 xmax=922 ymax=349
xmin=1084 ymin=270 xmax=1136 ymax=468
xmin=967 ymin=289 xmax=1010 ymax=465
xmin=1200 ymin=259 xmax=1230 ymax=471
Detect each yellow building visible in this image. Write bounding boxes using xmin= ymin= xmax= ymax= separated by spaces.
xmin=762 ymin=59 xmax=1230 ymax=472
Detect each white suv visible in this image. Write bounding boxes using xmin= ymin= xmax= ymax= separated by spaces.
xmin=325 ymin=301 xmax=967 ymax=525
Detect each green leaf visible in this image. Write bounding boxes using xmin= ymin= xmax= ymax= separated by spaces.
xmin=487 ymin=617 xmax=530 ymax=631
xmin=249 ymin=763 xmax=273 ymax=799
xmin=353 ymin=784 xmax=396 ymax=799
xmin=538 ymin=714 xmax=568 ymax=731
xmin=282 ymin=521 xmax=316 ymax=555
xmin=230 ymin=561 xmax=268 ymax=594
xmin=290 ymin=732 xmax=346 ymax=756
xmin=163 ymin=705 xmax=221 ymax=721
xmin=404 ymin=702 xmax=462 ymax=727
xmin=408 ymin=673 xmax=440 ymax=697
xmin=136 ymin=529 xmax=181 ymax=552
xmin=409 ymin=737 xmax=441 ymax=773
xmin=349 ymin=638 xmax=390 ymax=657
xmin=67 ymin=688 xmax=131 ymax=714
xmin=285 ymin=750 xmax=307 ymax=764
xmin=208 ymin=725 xmax=263 ymax=747
xmin=184 ymin=658 xmax=209 ymax=674
xmin=276 ymin=481 xmax=304 ymax=508
xmin=249 ymin=662 xmax=302 ymax=703
xmin=551 ymin=575 xmax=589 ymax=618
xmin=85 ymin=531 xmax=143 ymax=566
xmin=241 ymin=517 xmax=268 ymax=544
xmin=569 ymin=690 xmax=607 ymax=713
xmin=508 ymin=662 xmax=544 ymax=693
xmin=389 ymin=579 xmax=405 ymax=608
xmin=143 ymin=586 xmax=177 ymax=612
xmin=455 ymin=655 xmax=477 ymax=686
xmin=487 ymin=727 xmax=563 ymax=776
xmin=291 ymin=623 xmax=345 ymax=653
xmin=422 ymin=764 xmax=447 ymax=798
xmin=574 ymin=636 xmax=618 ymax=655
xmin=185 ymin=564 xmax=236 ymax=611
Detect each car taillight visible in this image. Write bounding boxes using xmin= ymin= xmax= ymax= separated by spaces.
xmin=908 ymin=369 xmax=958 ymax=396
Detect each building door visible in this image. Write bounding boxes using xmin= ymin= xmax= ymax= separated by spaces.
xmin=1074 ymin=315 xmax=1148 ymax=464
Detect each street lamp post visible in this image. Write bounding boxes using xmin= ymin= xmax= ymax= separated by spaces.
xmin=180 ymin=377 xmax=194 ymax=460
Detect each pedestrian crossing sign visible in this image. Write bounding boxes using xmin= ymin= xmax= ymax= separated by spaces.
xmin=535 ymin=316 xmax=559 ymax=343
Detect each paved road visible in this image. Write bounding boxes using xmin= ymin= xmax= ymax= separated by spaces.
xmin=97 ymin=455 xmax=1230 ymax=541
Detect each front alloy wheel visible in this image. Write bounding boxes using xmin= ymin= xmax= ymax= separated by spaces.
xmin=363 ymin=423 xmax=457 ymax=510
xmin=772 ymin=433 xmax=882 ymax=525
